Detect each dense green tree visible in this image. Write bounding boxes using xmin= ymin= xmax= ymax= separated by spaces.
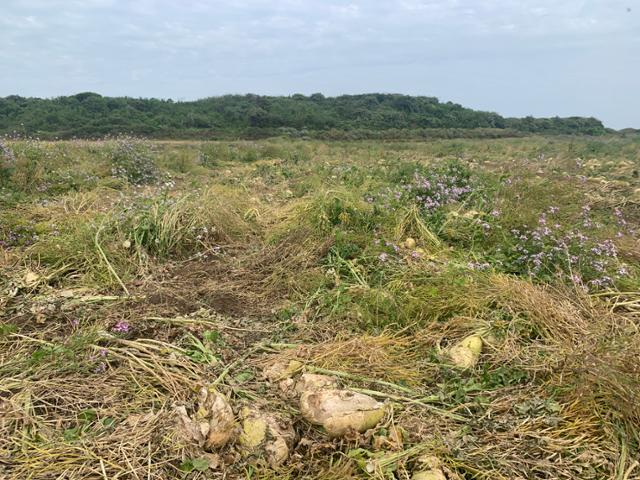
xmin=0 ymin=93 xmax=606 ymax=139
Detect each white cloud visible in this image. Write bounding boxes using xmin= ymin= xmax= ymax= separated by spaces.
xmin=0 ymin=0 xmax=637 ymax=127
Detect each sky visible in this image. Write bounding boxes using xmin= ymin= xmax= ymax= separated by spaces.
xmin=1 ymin=1 xmax=638 ymax=128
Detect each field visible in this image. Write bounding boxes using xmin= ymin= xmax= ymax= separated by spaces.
xmin=1 ymin=135 xmax=639 ymax=479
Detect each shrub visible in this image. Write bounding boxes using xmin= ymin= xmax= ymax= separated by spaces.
xmin=372 ymin=159 xmax=474 ymax=231
xmin=106 ymin=136 xmax=158 ymax=185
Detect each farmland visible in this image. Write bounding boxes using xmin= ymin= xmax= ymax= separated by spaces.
xmin=1 ymin=135 xmax=639 ymax=479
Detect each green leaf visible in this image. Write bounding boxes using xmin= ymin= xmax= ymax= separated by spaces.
xmin=191 ymin=457 xmax=210 ymax=472
xmin=78 ymin=409 xmax=97 ymax=423
xmin=233 ymin=371 xmax=253 ymax=384
xmin=203 ymin=330 xmax=222 ymax=344
xmin=0 ymin=324 xmax=17 ymax=337
xmin=184 ymin=333 xmax=218 ymax=365
xmin=178 ymin=460 xmax=194 ymax=473
xmin=31 ymin=348 xmax=48 ymax=363
xmin=63 ymin=427 xmax=80 ymax=441
xmin=546 ymin=400 xmax=562 ymax=413
xmin=179 ymin=457 xmax=210 ymax=473
xmin=101 ymin=417 xmax=116 ymax=428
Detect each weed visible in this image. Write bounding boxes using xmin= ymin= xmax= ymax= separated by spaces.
xmin=106 ymin=136 xmax=159 ymax=185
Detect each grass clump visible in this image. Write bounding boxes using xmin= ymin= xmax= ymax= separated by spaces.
xmin=122 ymin=187 xmax=253 ymax=259
xmin=24 ymin=186 xmax=254 ymax=288
xmin=26 ymin=211 xmax=132 ymax=287
xmin=6 ymin=138 xmax=51 ymax=192
xmin=0 ymin=138 xmax=16 ymax=180
xmin=105 ymin=136 xmax=159 ymax=185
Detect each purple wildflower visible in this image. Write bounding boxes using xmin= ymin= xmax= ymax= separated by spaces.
xmin=112 ymin=321 xmax=130 ymax=334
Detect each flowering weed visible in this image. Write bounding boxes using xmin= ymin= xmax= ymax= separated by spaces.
xmin=106 ymin=136 xmax=159 ymax=185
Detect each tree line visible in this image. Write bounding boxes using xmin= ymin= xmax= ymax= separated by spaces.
xmin=0 ymin=92 xmax=607 ymax=139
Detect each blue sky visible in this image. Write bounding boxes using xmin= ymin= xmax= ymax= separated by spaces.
xmin=1 ymin=0 xmax=638 ymax=128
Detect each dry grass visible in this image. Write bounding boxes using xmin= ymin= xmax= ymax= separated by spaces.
xmin=0 ymin=335 xmax=194 ymax=478
xmin=1 ymin=138 xmax=639 ymax=479
xmin=259 ymin=333 xmax=422 ymax=385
